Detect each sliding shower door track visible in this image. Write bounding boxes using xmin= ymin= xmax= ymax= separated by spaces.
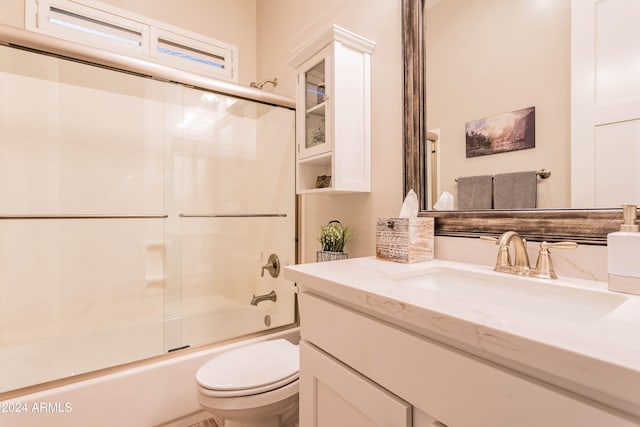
xmin=0 ymin=215 xmax=169 ymax=220
xmin=0 ymin=214 xmax=288 ymax=219
xmin=180 ymin=214 xmax=287 ymax=218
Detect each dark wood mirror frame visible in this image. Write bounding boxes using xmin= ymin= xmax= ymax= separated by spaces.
xmin=401 ymin=0 xmax=623 ymax=245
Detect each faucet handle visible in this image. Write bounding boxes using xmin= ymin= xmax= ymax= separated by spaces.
xmin=541 ymin=241 xmax=578 ymax=250
xmin=261 ymin=253 xmax=281 ymax=278
xmin=479 ymin=236 xmax=498 ymax=244
xmin=479 ymin=235 xmax=512 ymax=272
xmin=530 ymin=241 xmax=578 ymax=279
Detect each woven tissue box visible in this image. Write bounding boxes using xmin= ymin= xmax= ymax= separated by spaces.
xmin=376 ymin=217 xmax=434 ymax=263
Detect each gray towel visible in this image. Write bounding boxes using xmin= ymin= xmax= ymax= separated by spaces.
xmin=493 ymin=171 xmax=537 ymax=209
xmin=457 ymin=175 xmax=493 ymax=210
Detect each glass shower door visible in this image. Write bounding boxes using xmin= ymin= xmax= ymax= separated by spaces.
xmin=168 ymin=88 xmax=296 ymax=350
xmin=0 ymin=43 xmax=296 ymax=394
xmin=0 ymin=45 xmax=169 ymax=391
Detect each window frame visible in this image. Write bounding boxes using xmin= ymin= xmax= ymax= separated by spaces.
xmin=25 ymin=0 xmax=238 ymax=82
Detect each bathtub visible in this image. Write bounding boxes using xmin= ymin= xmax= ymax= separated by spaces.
xmin=0 ymin=327 xmax=299 ymax=427
xmin=1 ymin=293 xmax=290 ymax=393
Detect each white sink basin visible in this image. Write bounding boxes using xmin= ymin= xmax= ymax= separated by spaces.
xmin=387 ymin=266 xmax=627 ymax=324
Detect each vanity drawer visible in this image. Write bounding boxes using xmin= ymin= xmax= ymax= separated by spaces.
xmin=300 ymin=292 xmax=639 ymax=427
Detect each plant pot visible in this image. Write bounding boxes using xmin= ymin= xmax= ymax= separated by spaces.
xmin=316 ymin=250 xmax=348 ymax=262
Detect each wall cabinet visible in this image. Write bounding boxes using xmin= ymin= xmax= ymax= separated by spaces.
xmin=299 ymin=291 xmax=639 ymax=427
xmin=288 ymin=25 xmax=374 ymax=194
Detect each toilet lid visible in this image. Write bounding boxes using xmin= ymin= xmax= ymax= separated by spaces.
xmin=197 ymin=339 xmax=299 ymax=393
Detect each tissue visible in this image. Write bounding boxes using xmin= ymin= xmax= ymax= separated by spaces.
xmin=399 ymin=189 xmax=419 ymax=218
xmin=433 ymin=191 xmax=454 ymax=210
xmin=376 ymin=189 xmax=434 ymax=263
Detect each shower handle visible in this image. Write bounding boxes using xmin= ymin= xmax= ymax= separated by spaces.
xmin=261 ymin=253 xmax=280 ymax=278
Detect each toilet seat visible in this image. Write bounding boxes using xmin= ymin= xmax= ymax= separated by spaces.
xmin=196 ymin=339 xmax=299 ymax=398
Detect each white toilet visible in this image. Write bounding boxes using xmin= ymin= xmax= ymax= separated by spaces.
xmin=196 ymin=339 xmax=299 ymax=427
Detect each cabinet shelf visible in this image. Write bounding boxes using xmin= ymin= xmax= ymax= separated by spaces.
xmin=299 ymin=187 xmax=333 ymax=194
xmin=306 ymin=102 xmax=326 ymax=116
xmin=298 ymin=151 xmax=331 ymax=165
xmin=297 ymin=154 xmax=332 ymax=193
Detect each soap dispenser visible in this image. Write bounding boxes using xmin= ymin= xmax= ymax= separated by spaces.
xmin=608 ymin=205 xmax=640 ymax=295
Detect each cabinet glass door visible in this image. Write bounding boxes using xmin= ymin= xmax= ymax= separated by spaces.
xmin=304 ymin=59 xmax=327 ymax=152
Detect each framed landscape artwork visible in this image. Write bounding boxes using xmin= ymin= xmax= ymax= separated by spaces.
xmin=465 ymin=106 xmax=535 ymax=158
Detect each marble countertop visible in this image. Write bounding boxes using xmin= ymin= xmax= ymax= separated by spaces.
xmin=284 ymin=257 xmax=640 ymax=418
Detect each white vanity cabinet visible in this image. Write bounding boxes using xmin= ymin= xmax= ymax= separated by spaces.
xmin=300 ymin=341 xmax=411 ymax=427
xmin=298 ymin=291 xmax=639 ymax=427
xmin=288 ymin=25 xmax=374 ymax=194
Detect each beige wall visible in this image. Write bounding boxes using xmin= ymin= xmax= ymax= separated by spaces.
xmin=0 ymin=1 xmax=23 ymax=27
xmin=257 ymin=0 xmax=404 ymax=262
xmin=0 ymin=0 xmax=258 ymax=85
xmin=426 ymin=0 xmax=571 ymax=209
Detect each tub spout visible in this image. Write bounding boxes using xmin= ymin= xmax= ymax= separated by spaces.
xmin=251 ymin=290 xmax=277 ymax=306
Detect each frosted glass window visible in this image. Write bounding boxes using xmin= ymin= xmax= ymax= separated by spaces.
xmin=157 ymin=39 xmax=225 ymax=69
xmin=25 ymin=0 xmax=238 ymax=81
xmin=49 ymin=6 xmax=143 ymax=47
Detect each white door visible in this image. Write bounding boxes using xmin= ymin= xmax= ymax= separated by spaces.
xmin=571 ymin=0 xmax=640 ymax=207
xmin=299 ymin=341 xmax=411 ymax=427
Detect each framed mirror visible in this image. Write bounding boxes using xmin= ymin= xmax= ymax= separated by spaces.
xmin=401 ymin=0 xmax=628 ymax=245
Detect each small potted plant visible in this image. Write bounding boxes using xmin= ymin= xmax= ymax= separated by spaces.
xmin=317 ymin=220 xmax=351 ymax=262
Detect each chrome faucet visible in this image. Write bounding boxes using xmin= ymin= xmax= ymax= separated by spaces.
xmin=481 ymin=231 xmax=577 ymax=279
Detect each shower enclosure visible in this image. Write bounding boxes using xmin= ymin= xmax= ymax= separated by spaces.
xmin=0 ymin=41 xmax=296 ymax=393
